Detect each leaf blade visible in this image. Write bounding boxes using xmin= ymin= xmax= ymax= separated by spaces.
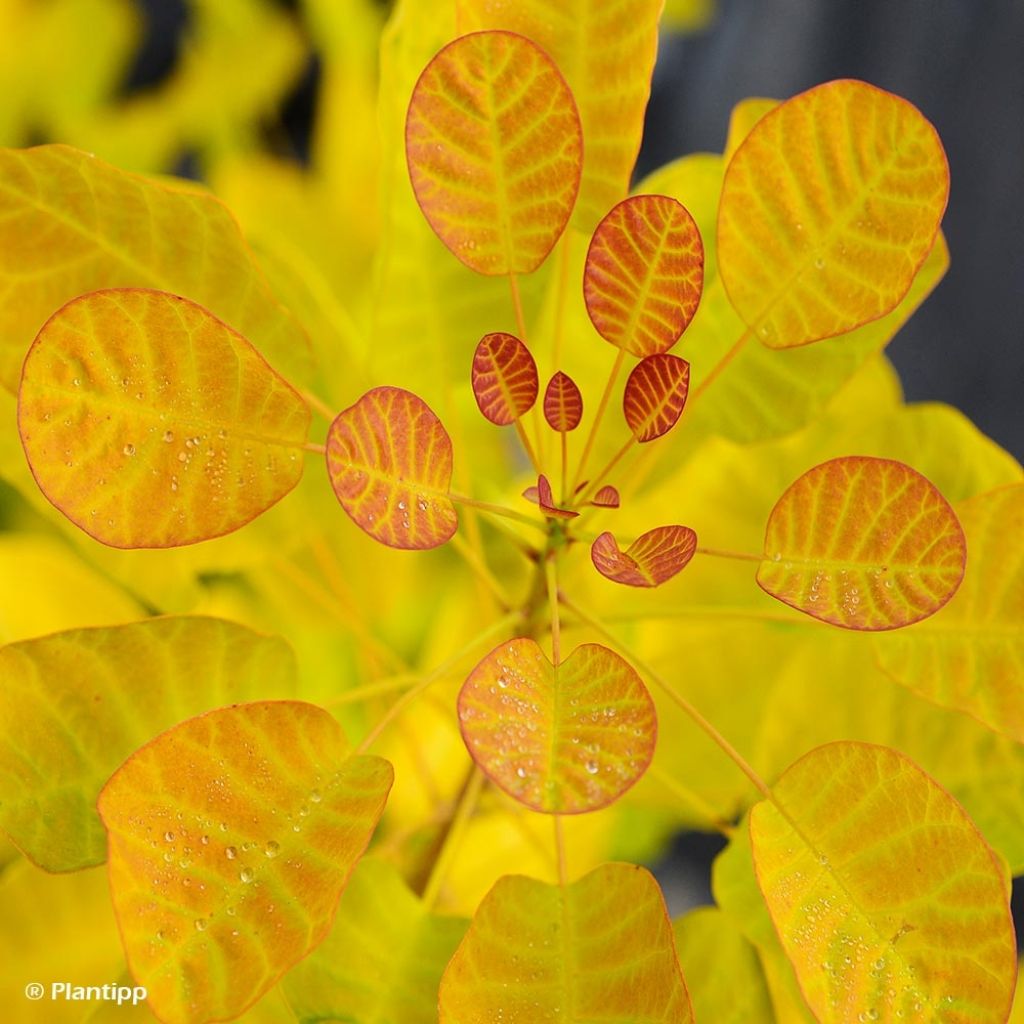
xmin=471 ymin=332 xmax=538 ymax=426
xmin=543 ymin=371 xmax=583 ymax=432
xmin=591 ymin=526 xmax=697 ymax=588
xmin=623 ymin=353 xmax=691 ymax=443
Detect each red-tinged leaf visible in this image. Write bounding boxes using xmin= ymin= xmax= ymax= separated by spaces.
xmin=757 ymin=456 xmax=966 ymax=630
xmin=326 ymin=387 xmax=458 ymax=550
xmin=537 ymin=474 xmax=578 ymax=520
xmin=457 ymin=638 xmax=657 ymax=813
xmin=592 ymin=485 xmax=620 ymax=508
xmin=584 ymin=194 xmax=704 ymax=356
xmin=471 ymin=332 xmax=538 ymax=425
xmin=543 ymin=370 xmax=584 ymax=432
xmin=522 ymin=485 xmax=540 ymax=503
xmin=97 ymin=701 xmax=393 ymax=1024
xmin=405 ymin=30 xmax=583 ymax=275
xmin=592 ymin=526 xmax=697 ymax=588
xmin=623 ymin=353 xmax=691 ymax=442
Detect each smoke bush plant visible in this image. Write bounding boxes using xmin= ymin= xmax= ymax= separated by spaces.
xmin=0 ymin=1 xmax=1021 ymax=1022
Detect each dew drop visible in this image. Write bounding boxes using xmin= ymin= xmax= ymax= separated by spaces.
xmin=239 ymin=867 xmax=254 ymax=884
xmin=309 ymin=789 xmax=321 ymax=803
xmin=515 ymin=767 xmax=527 ymax=779
xmin=200 ymin=835 xmax=209 ymax=845
xmin=814 ymin=257 xmax=826 ymax=270
xmin=163 ymin=430 xmax=174 ymax=443
xmin=163 ymin=831 xmax=175 ymax=842
xmin=264 ymin=841 xmax=280 ymax=859
xmin=194 ymin=918 xmax=207 ymax=932
xmin=122 ymin=443 xmax=136 ymax=456
xmin=225 ymin=906 xmax=236 ymax=917
xmin=585 ymin=761 xmax=599 ymax=775
xmin=225 ymin=846 xmax=237 ymax=860
xmin=72 ymin=377 xmax=81 ymax=387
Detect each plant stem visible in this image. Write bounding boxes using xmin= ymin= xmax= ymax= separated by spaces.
xmin=302 ymin=441 xmax=327 ymax=455
xmin=450 ymin=533 xmax=513 ymax=608
xmin=296 ymin=386 xmax=336 ymax=422
xmin=553 ymin=235 xmax=571 ymax=370
xmin=647 ymin=764 xmax=735 ymax=838
xmin=575 ymin=434 xmax=635 ymax=506
xmin=695 ymin=545 xmax=763 ymax=564
xmin=559 ymin=430 xmax=569 ymax=506
xmin=321 ymin=673 xmax=417 ymax=708
xmin=572 ymin=348 xmax=626 ymax=494
xmin=545 ymin=555 xmax=561 ymax=666
xmin=420 ymin=765 xmax=485 ymax=909
xmin=514 ymin=417 xmax=543 ymax=477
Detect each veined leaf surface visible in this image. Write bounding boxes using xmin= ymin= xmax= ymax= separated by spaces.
xmin=0 ymin=616 xmax=296 ymax=872
xmin=18 ymin=289 xmax=310 ymax=549
xmin=543 ymin=371 xmax=583 ymax=432
xmin=326 ymin=386 xmax=458 ymax=550
xmin=592 ymin=485 xmax=620 ymax=509
xmin=457 ymin=638 xmax=656 ymax=813
xmin=757 ymin=456 xmax=966 ymax=630
xmin=471 ymin=332 xmax=538 ymax=426
xmin=537 ymin=474 xmax=577 ymax=520
xmin=584 ymin=194 xmax=703 ymax=356
xmin=751 ymin=742 xmax=1016 ymax=1023
xmin=718 ymin=80 xmax=949 ymax=348
xmin=405 ymin=30 xmax=582 ymax=275
xmin=623 ymin=353 xmax=691 ymax=442
xmin=0 ymin=145 xmax=312 ymax=392
xmin=98 ymin=701 xmax=393 ymax=1024
xmin=439 ymin=863 xmax=693 ymax=1022
xmin=874 ymin=484 xmax=1024 ymax=742
xmin=591 ymin=526 xmax=697 ymax=588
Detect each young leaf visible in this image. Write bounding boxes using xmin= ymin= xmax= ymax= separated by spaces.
xmin=471 ymin=332 xmax=539 ymax=426
xmin=405 ymin=30 xmax=582 ymax=275
xmin=757 ymin=456 xmax=966 ymax=630
xmin=326 ymin=386 xmax=458 ymax=550
xmin=98 ymin=701 xmax=394 ymax=1024
xmin=584 ymin=194 xmax=704 ymax=357
xmin=536 ymin=474 xmax=578 ymax=520
xmin=750 ymin=742 xmax=1016 ymax=1023
xmin=718 ymin=80 xmax=949 ymax=348
xmin=623 ymin=353 xmax=691 ymax=442
xmin=18 ymin=288 xmax=311 ymax=549
xmin=873 ymin=484 xmax=1024 ymax=742
xmin=0 ymin=617 xmax=297 ymax=872
xmin=439 ymin=863 xmax=694 ymax=1022
xmin=591 ymin=485 xmax=620 ymax=508
xmin=543 ymin=370 xmax=583 ymax=432
xmin=457 ymin=638 xmax=656 ymax=813
xmin=591 ymin=526 xmax=697 ymax=588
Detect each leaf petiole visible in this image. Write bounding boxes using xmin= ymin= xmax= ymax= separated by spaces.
xmin=572 ymin=347 xmax=626 ymax=494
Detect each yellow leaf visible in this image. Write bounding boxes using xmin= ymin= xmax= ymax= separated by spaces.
xmin=723 ymin=97 xmax=779 ymax=163
xmin=719 ymin=80 xmax=949 ymax=348
xmin=0 ymin=616 xmax=297 ymax=872
xmin=439 ymin=863 xmax=693 ymax=1022
xmin=98 ymin=701 xmax=393 ymax=1024
xmin=751 ymin=742 xmax=1016 ymax=1023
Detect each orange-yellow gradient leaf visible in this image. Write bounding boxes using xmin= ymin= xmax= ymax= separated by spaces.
xmin=591 ymin=485 xmax=620 ymax=509
xmin=326 ymin=386 xmax=458 ymax=550
xmin=456 ymin=0 xmax=663 ymax=232
xmin=874 ymin=484 xmax=1024 ymax=742
xmin=623 ymin=353 xmax=691 ymax=443
xmin=543 ymin=371 xmax=583 ymax=432
xmin=591 ymin=526 xmax=697 ymax=588
xmin=718 ymin=80 xmax=949 ymax=348
xmin=405 ymin=30 xmax=582 ymax=275
xmin=98 ymin=701 xmax=393 ymax=1024
xmin=584 ymin=194 xmax=704 ymax=357
xmin=18 ymin=288 xmax=310 ymax=549
xmin=750 ymin=742 xmax=1016 ymax=1023
xmin=471 ymin=332 xmax=538 ymax=426
xmin=534 ymin=474 xmax=578 ymax=520
xmin=0 ymin=616 xmax=297 ymax=873
xmin=439 ymin=863 xmax=694 ymax=1023
xmin=0 ymin=145 xmax=313 ymax=393
xmin=457 ymin=638 xmax=656 ymax=814
xmin=757 ymin=457 xmax=966 ymax=630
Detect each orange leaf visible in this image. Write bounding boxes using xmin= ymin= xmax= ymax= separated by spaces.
xmin=623 ymin=353 xmax=691 ymax=442
xmin=439 ymin=863 xmax=694 ymax=1022
xmin=757 ymin=456 xmax=966 ymax=630
xmin=326 ymin=386 xmax=458 ymax=550
xmin=591 ymin=485 xmax=620 ymax=509
xmin=751 ymin=742 xmax=1016 ymax=1023
xmin=718 ymin=80 xmax=949 ymax=348
xmin=457 ymin=638 xmax=656 ymax=813
xmin=405 ymin=30 xmax=582 ymax=275
xmin=17 ymin=289 xmax=310 ymax=549
xmin=98 ymin=701 xmax=393 ymax=1024
xmin=535 ymin=474 xmax=578 ymax=520
xmin=543 ymin=370 xmax=583 ymax=432
xmin=471 ymin=332 xmax=538 ymax=425
xmin=584 ymin=194 xmax=704 ymax=356
xmin=591 ymin=526 xmax=697 ymax=588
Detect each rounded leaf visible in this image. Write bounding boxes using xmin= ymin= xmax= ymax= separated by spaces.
xmin=718 ymin=80 xmax=949 ymax=348
xmin=751 ymin=742 xmax=1016 ymax=1024
xmin=98 ymin=701 xmax=394 ymax=1024
xmin=440 ymin=863 xmax=694 ymax=1023
xmin=18 ymin=289 xmax=311 ymax=548
xmin=591 ymin=485 xmax=620 ymax=509
xmin=457 ymin=638 xmax=656 ymax=814
xmin=584 ymin=194 xmax=704 ymax=356
xmin=471 ymin=332 xmax=538 ymax=426
xmin=592 ymin=526 xmax=697 ymax=588
xmin=623 ymin=353 xmax=691 ymax=443
xmin=543 ymin=370 xmax=583 ymax=432
xmin=326 ymin=386 xmax=458 ymax=550
xmin=405 ymin=30 xmax=583 ymax=275
xmin=757 ymin=456 xmax=966 ymax=630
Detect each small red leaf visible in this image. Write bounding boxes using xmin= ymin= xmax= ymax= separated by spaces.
xmin=591 ymin=526 xmax=697 ymax=587
xmin=591 ymin=486 xmax=620 ymax=509
xmin=522 ymin=485 xmax=540 ymax=503
xmin=543 ymin=371 xmax=583 ymax=432
xmin=584 ymin=194 xmax=704 ymax=356
xmin=623 ymin=354 xmax=690 ymax=443
xmin=471 ymin=332 xmax=539 ymax=426
xmin=533 ymin=475 xmax=578 ymax=520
